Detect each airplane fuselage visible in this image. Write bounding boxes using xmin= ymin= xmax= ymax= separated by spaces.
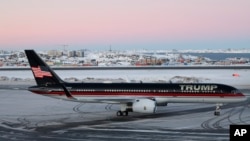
xmin=28 ymin=82 xmax=246 ymax=104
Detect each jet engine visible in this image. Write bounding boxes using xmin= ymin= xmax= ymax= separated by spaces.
xmin=132 ymin=99 xmax=156 ymax=113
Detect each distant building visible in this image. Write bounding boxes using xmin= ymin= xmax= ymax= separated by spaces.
xmin=68 ymin=50 xmax=77 ymax=57
xmin=76 ymin=50 xmax=84 ymax=57
xmin=48 ymin=50 xmax=63 ymax=57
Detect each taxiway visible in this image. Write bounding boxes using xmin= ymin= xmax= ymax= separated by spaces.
xmin=0 ymin=88 xmax=249 ymax=141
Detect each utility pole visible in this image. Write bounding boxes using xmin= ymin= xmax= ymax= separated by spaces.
xmin=62 ymin=44 xmax=68 ymax=51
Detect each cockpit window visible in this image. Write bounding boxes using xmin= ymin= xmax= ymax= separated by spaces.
xmin=231 ymin=90 xmax=241 ymax=94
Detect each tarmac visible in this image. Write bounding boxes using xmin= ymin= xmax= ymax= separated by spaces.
xmin=0 ymin=87 xmax=250 ymax=141
xmin=1 ymin=68 xmax=250 ymax=140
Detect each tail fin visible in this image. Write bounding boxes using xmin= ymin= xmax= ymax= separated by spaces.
xmin=25 ymin=50 xmax=64 ymax=86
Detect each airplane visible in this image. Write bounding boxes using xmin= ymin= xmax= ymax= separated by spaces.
xmin=25 ymin=50 xmax=246 ymax=116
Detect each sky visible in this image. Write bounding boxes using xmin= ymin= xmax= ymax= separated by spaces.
xmin=0 ymin=0 xmax=250 ymax=51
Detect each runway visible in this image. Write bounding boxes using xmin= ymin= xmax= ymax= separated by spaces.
xmin=1 ymin=88 xmax=250 ymax=141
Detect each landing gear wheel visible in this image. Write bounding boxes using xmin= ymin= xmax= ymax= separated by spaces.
xmin=214 ymin=111 xmax=220 ymax=116
xmin=117 ymin=111 xmax=128 ymax=116
xmin=122 ymin=111 xmax=128 ymax=116
xmin=116 ymin=111 xmax=123 ymax=116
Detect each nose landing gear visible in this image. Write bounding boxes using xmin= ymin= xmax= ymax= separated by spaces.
xmin=214 ymin=103 xmax=223 ymax=116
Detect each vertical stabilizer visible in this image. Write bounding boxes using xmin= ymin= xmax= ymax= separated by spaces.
xmin=25 ymin=50 xmax=64 ymax=86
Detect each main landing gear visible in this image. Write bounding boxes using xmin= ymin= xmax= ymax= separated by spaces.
xmin=116 ymin=111 xmax=128 ymax=116
xmin=214 ymin=103 xmax=222 ymax=116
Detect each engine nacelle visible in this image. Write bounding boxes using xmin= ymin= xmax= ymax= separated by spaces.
xmin=132 ymin=99 xmax=156 ymax=114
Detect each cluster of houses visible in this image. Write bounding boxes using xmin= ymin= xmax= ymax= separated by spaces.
xmin=0 ymin=49 xmax=250 ymax=67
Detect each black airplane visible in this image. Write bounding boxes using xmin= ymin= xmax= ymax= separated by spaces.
xmin=25 ymin=50 xmax=246 ymax=116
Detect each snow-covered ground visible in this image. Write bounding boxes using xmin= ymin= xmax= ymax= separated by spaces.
xmin=0 ymin=68 xmax=250 ymax=140
xmin=0 ymin=89 xmax=249 ymax=141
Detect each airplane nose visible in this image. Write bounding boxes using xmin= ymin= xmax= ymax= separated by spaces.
xmin=238 ymin=93 xmax=247 ymax=101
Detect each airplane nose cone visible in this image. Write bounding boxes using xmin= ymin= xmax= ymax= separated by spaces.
xmin=238 ymin=93 xmax=247 ymax=102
